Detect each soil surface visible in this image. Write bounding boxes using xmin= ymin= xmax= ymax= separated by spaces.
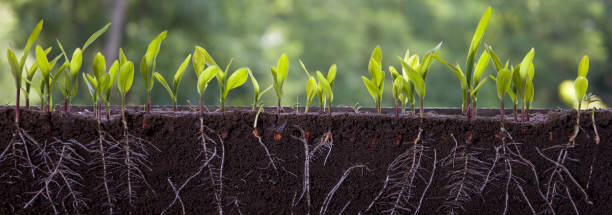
xmin=0 ymin=106 xmax=610 ymax=214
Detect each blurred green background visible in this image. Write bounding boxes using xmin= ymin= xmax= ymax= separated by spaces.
xmin=1 ymin=0 xmax=611 ymax=109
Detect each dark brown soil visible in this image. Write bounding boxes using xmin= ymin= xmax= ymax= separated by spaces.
xmin=0 ymin=106 xmax=610 ymax=214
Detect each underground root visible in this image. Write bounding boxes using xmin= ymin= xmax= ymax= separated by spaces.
xmin=198 ymin=118 xmax=226 ymax=215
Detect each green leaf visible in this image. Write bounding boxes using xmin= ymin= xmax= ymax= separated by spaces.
xmin=392 ymin=77 xmax=403 ymax=100
xmin=192 ymin=47 xmax=206 ymax=76
xmin=154 ymin=72 xmax=174 ymax=100
xmin=270 ymin=66 xmax=280 ymax=96
xmin=519 ymin=48 xmax=535 ymax=80
xmin=173 ymin=54 xmax=191 ymax=93
xmin=578 ymin=55 xmax=589 ymax=77
xmin=362 ymin=76 xmax=379 ymax=101
xmin=317 ymin=71 xmax=333 ymax=102
xmin=140 ymin=56 xmax=149 ymax=90
xmin=327 ymin=64 xmax=337 ymax=87
xmin=20 ymin=20 xmax=43 ymax=68
xmin=248 ymin=69 xmax=260 ymax=98
xmin=108 ymin=61 xmax=119 ymax=89
xmin=276 ymin=54 xmax=289 ymax=85
xmin=470 ymin=77 xmax=489 ymax=97
xmin=389 ymin=66 xmax=400 ymax=80
xmin=70 ymin=48 xmax=83 ymax=77
xmin=433 ymin=55 xmax=467 ymax=89
xmin=299 ymin=59 xmax=311 ymax=77
xmin=306 ymin=76 xmax=317 ymax=105
xmin=225 ymin=67 xmax=249 ymax=95
xmin=83 ymin=73 xmax=97 ymax=103
xmin=197 ymin=65 xmax=219 ymax=95
xmin=467 ymin=7 xmax=492 ymax=64
xmin=496 ymin=68 xmax=512 ymax=100
xmin=486 ymin=45 xmax=503 ymax=71
xmin=473 ymin=50 xmax=490 ymax=84
xmin=119 ymin=48 xmax=128 ymax=66
xmin=7 ymin=49 xmax=20 ymax=81
xmin=511 ymin=65 xmax=524 ymax=98
xmin=82 ymin=23 xmax=111 ymax=51
xmin=574 ymin=76 xmax=588 ymax=105
xmin=195 ymin=45 xmax=217 ymax=66
xmin=35 ymin=45 xmax=50 ymax=76
xmin=93 ymin=52 xmax=106 ymax=80
xmin=117 ymin=61 xmax=134 ymax=96
xmin=145 ymin=30 xmax=167 ymax=66
xmin=399 ymin=58 xmax=425 ymax=98
xmin=370 ymin=45 xmax=382 ymax=65
xmin=525 ymin=79 xmax=535 ymax=106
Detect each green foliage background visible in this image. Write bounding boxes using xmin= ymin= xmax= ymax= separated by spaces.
xmin=1 ymin=0 xmax=611 ymax=108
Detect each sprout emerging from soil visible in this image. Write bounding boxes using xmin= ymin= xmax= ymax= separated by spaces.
xmin=271 ymin=54 xmax=290 ymax=114
xmin=486 ymin=45 xmax=513 ymax=125
xmin=154 ymin=54 xmax=191 ymax=111
xmin=140 ymin=30 xmax=167 ymax=113
xmin=299 ymin=60 xmax=336 ymax=115
xmin=252 ymin=105 xmax=281 ymax=171
xmin=215 ymin=60 xmax=249 ymax=112
xmin=435 ymin=7 xmax=491 ymax=119
xmin=83 ymin=52 xmax=119 ymax=120
xmin=362 ymin=45 xmax=385 ymax=114
xmin=515 ymin=48 xmax=536 ymax=122
xmin=398 ymin=42 xmax=442 ymax=119
xmin=248 ymin=69 xmax=272 ymax=110
xmin=56 ymin=23 xmax=110 ymax=112
xmin=35 ymin=45 xmax=67 ymax=112
xmin=389 ymin=66 xmax=407 ymax=117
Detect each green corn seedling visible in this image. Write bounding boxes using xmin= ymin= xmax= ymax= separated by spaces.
xmin=398 ymin=43 xmax=442 ymax=120
xmin=300 ymin=60 xmax=336 ymax=114
xmin=35 ymin=45 xmax=67 ymax=112
xmin=7 ymin=20 xmax=42 ymax=121
xmin=362 ymin=45 xmax=384 ymax=114
xmin=270 ymin=54 xmax=289 ymax=114
xmin=197 ymin=65 xmax=220 ymax=114
xmin=248 ymin=69 xmax=272 ymax=111
xmin=117 ymin=59 xmax=135 ymax=117
xmin=215 ymin=60 xmax=249 ymax=112
xmin=141 ymin=31 xmax=167 ymax=113
xmin=82 ymin=53 xmax=117 ymax=120
xmin=56 ymin=22 xmax=110 ymax=112
xmin=512 ymin=48 xmax=535 ymax=122
xmin=486 ymin=45 xmax=512 ymax=124
xmin=389 ymin=67 xmax=405 ymax=117
xmin=316 ymin=68 xmax=335 ymax=115
xmin=154 ymin=54 xmax=191 ymax=111
xmin=435 ymin=7 xmax=491 ymax=119
xmin=572 ymin=55 xmax=589 ymax=138
xmin=299 ymin=60 xmax=319 ymax=113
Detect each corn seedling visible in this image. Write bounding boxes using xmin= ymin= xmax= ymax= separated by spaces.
xmin=511 ymin=48 xmax=536 ymax=122
xmin=140 ymin=31 xmax=167 ymax=113
xmin=362 ymin=45 xmax=385 ymax=114
xmin=299 ymin=60 xmax=336 ymax=114
xmin=56 ymin=23 xmax=110 ymax=112
xmin=270 ymin=54 xmax=290 ymax=114
xmin=435 ymin=7 xmax=491 ymax=119
xmin=154 ymin=54 xmax=191 ymax=111
xmin=248 ymin=70 xmax=272 ymax=110
xmin=389 ymin=66 xmax=407 ymax=117
xmin=398 ymin=42 xmax=442 ymax=120
xmin=214 ymin=59 xmax=249 ymax=112
xmin=486 ymin=45 xmax=513 ymax=126
xmin=7 ymin=20 xmax=42 ymax=120
xmin=251 ymin=105 xmax=281 ymax=171
xmin=34 ymin=44 xmax=67 ymax=112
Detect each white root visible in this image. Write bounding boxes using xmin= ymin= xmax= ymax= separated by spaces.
xmin=161 ymin=149 xmax=216 ymax=215
xmin=319 ymin=164 xmax=367 ymax=215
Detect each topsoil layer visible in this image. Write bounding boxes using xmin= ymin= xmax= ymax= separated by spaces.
xmin=0 ymin=106 xmax=610 ymax=215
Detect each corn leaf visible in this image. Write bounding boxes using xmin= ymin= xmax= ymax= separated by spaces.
xmin=362 ymin=76 xmax=379 ymax=101
xmin=276 ymin=54 xmax=289 ymax=86
xmin=195 ymin=46 xmax=217 ymax=66
xmin=82 ymin=23 xmax=111 ymax=51
xmin=574 ymin=77 xmax=588 ymax=104
xmin=225 ymin=68 xmax=249 ymax=95
xmin=473 ymin=50 xmax=490 ymax=84
xmin=327 ymin=64 xmax=337 ymax=87
xmin=154 ymin=72 xmax=174 ymax=100
xmin=117 ymin=61 xmax=134 ymax=96
xmin=145 ymin=31 xmax=167 ymax=66
xmin=317 ymin=71 xmax=333 ymax=102
xmin=198 ymin=65 xmax=219 ymax=95
xmin=577 ymin=55 xmax=589 ymax=77
xmin=20 ymin=20 xmax=43 ymax=68
xmin=35 ymin=46 xmax=50 ymax=76
xmin=173 ymin=54 xmax=191 ymax=93
xmin=519 ymin=48 xmax=535 ymax=80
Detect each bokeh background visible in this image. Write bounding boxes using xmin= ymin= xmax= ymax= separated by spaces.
xmin=1 ymin=0 xmax=611 ymax=109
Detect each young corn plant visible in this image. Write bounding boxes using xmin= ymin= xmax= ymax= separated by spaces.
xmin=154 ymin=54 xmax=191 ymax=111
xmin=300 ymin=60 xmax=336 ymax=114
xmin=362 ymin=45 xmax=384 ymax=114
xmin=486 ymin=46 xmax=513 ymax=126
xmin=398 ymin=42 xmax=442 ymax=120
xmin=86 ymin=53 xmax=118 ymax=120
xmin=35 ymin=45 xmax=67 ymax=112
xmin=570 ymin=55 xmax=589 ymax=142
xmin=56 ymin=23 xmax=110 ymax=112
xmin=214 ymin=61 xmax=249 ymax=112
xmin=7 ymin=20 xmax=42 ymax=118
xmin=511 ymin=48 xmax=535 ymax=122
xmin=141 ymin=31 xmax=167 ymax=113
xmin=389 ymin=67 xmax=406 ymax=117
xmin=248 ymin=69 xmax=272 ymax=110
xmin=435 ymin=7 xmax=491 ymax=119
xmin=270 ymin=54 xmax=289 ymax=114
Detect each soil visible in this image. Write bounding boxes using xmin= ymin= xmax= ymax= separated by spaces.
xmin=0 ymin=106 xmax=610 ymax=214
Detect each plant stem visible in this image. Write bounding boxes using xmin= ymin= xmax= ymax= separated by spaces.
xmin=328 ymin=101 xmax=332 ymax=116
xmin=277 ymin=97 xmax=281 ymax=114
xmin=526 ymin=105 xmax=530 ymax=121
xmin=500 ymin=100 xmax=505 ymax=125
xmin=411 ymin=103 xmax=415 ymax=116
xmin=521 ymin=103 xmax=525 ymax=122
xmin=15 ymin=85 xmax=20 ymax=126
xmin=394 ymin=101 xmax=398 ymax=118
xmin=376 ymin=99 xmax=381 ymax=114
xmin=173 ymin=101 xmax=177 ymax=112
xmin=472 ymin=98 xmax=478 ymax=118
xmin=466 ymin=90 xmax=472 ymax=119
xmin=64 ymin=99 xmax=68 ymax=112
xmin=146 ymin=90 xmax=151 ymax=113
xmin=220 ymin=98 xmax=225 ymax=112
xmin=199 ymin=95 xmax=204 ymax=116
xmin=419 ymin=97 xmax=424 ymax=120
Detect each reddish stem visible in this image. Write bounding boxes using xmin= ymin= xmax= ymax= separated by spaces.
xmin=146 ymin=91 xmax=151 ymax=113
xmin=64 ymin=99 xmax=69 ymax=112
